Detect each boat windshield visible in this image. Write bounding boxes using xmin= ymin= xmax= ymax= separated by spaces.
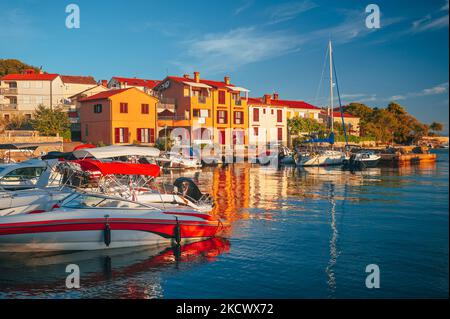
xmin=62 ymin=194 xmax=153 ymax=209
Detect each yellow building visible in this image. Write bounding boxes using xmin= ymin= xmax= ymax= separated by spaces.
xmin=153 ymin=72 xmax=250 ymax=147
xmin=79 ymin=87 xmax=158 ymax=145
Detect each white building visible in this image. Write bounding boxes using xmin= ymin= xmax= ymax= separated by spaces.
xmin=0 ymin=69 xmax=97 ymax=120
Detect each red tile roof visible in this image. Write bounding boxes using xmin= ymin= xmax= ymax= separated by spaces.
xmin=1 ymin=73 xmax=59 ymax=81
xmin=167 ymin=76 xmax=233 ymax=89
xmin=78 ymin=88 xmax=131 ymax=102
xmin=60 ymin=75 xmax=97 ymax=85
xmin=112 ymin=77 xmax=160 ymax=89
xmin=247 ymin=97 xmax=320 ymax=110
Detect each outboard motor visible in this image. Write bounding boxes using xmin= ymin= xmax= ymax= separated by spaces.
xmin=173 ymin=177 xmax=204 ymax=202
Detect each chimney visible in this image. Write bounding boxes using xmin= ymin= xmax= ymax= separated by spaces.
xmin=183 ymin=73 xmax=190 ymax=79
xmin=263 ymin=94 xmax=271 ymax=104
xmin=101 ymin=79 xmax=108 ymax=87
xmin=224 ymin=76 xmax=230 ymax=85
xmin=194 ymin=71 xmax=200 ymax=83
xmin=24 ymin=69 xmax=35 ymax=75
xmin=273 ymin=92 xmax=279 ymax=100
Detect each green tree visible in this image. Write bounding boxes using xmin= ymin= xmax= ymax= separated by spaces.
xmin=429 ymin=122 xmax=444 ymax=135
xmin=0 ymin=59 xmax=40 ymax=77
xmin=31 ymin=105 xmax=71 ymax=136
xmin=287 ymin=117 xmax=326 ymax=135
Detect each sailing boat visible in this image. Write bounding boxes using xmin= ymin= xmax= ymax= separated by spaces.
xmin=295 ymin=41 xmax=347 ymax=167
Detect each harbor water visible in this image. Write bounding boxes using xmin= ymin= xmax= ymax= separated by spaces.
xmin=0 ymin=150 xmax=448 ymax=298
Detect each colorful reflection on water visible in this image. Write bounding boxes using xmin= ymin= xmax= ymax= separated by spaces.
xmin=0 ymin=150 xmax=448 ymax=298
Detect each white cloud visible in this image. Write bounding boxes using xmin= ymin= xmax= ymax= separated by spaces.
xmin=234 ymin=0 xmax=254 ymax=16
xmin=177 ymin=27 xmax=305 ymax=73
xmin=417 ymin=82 xmax=449 ymax=96
xmin=266 ymin=1 xmax=318 ymax=24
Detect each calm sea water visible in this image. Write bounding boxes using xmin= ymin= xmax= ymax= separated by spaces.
xmin=0 ymin=150 xmax=448 ymax=299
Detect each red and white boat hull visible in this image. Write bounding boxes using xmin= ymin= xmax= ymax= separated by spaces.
xmin=0 ymin=209 xmax=224 ymax=252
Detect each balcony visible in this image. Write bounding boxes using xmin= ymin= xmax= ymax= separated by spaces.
xmin=157 ymin=97 xmax=176 ymax=112
xmin=234 ymin=99 xmax=242 ymax=106
xmin=0 ymin=103 xmax=18 ymax=110
xmin=198 ymin=95 xmax=207 ymax=104
xmin=0 ymin=88 xmax=18 ymax=95
xmin=158 ymin=114 xmax=190 ymax=121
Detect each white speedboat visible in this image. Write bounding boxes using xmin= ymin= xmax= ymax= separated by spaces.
xmin=296 ymin=149 xmax=346 ymax=167
xmin=0 ymin=192 xmax=226 ymax=252
xmin=0 ymin=159 xmax=213 ymax=216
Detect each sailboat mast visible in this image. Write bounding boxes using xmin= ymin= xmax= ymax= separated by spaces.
xmin=329 ymin=40 xmax=334 ymax=133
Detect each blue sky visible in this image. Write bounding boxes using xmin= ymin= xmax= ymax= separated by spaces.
xmin=1 ymin=0 xmax=448 ymax=132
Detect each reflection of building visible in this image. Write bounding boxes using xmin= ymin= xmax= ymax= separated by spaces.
xmin=153 ymin=72 xmax=250 ymax=147
xmin=79 ymin=87 xmax=158 ymax=145
xmin=211 ymin=166 xmax=250 ymax=221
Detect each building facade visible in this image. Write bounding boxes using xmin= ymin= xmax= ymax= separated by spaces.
xmin=153 ymin=72 xmax=250 ymax=147
xmin=319 ymin=110 xmax=360 ymax=136
xmin=0 ymin=69 xmax=97 ymax=120
xmin=108 ymin=77 xmax=160 ymax=95
xmin=79 ymin=87 xmax=158 ymax=145
xmin=247 ymin=95 xmax=287 ymax=146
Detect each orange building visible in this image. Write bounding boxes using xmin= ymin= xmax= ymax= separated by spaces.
xmin=79 ymin=87 xmax=158 ymax=145
xmin=153 ymin=72 xmax=250 ymax=147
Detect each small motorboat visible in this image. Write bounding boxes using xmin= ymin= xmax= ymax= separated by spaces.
xmin=0 ymin=192 xmax=226 ymax=252
xmin=295 ymin=149 xmax=346 ymax=167
xmin=342 ymin=151 xmax=381 ymax=169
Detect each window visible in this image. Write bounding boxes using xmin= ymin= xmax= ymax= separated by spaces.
xmin=0 ymin=167 xmax=45 ymax=186
xmin=263 ymin=108 xmax=266 ymax=114
xmin=217 ymin=110 xmax=228 ymax=124
xmin=278 ymin=127 xmax=283 ymax=141
xmin=141 ymin=104 xmax=149 ymax=114
xmin=193 ymin=109 xmax=210 ymax=118
xmin=253 ymin=108 xmax=259 ymax=122
xmin=120 ymin=103 xmax=128 ymax=113
xmin=233 ymin=130 xmax=245 ymax=145
xmin=4 ymin=114 xmax=10 ymax=121
xmin=115 ymin=127 xmax=129 ymax=143
xmin=218 ymin=90 xmax=226 ymax=104
xmin=254 ymin=127 xmax=259 ymax=136
xmin=271 ymin=109 xmax=274 ymax=115
xmin=277 ymin=109 xmax=282 ymax=122
xmin=136 ymin=128 xmax=155 ymax=143
xmin=94 ymin=104 xmax=102 ymax=113
xmin=234 ymin=111 xmax=243 ymax=125
xmin=24 ymin=114 xmax=31 ymax=120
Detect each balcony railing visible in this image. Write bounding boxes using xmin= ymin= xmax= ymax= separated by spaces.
xmin=234 ymin=99 xmax=242 ymax=106
xmin=0 ymin=88 xmax=18 ymax=95
xmin=0 ymin=103 xmax=18 ymax=110
xmin=198 ymin=96 xmax=207 ymax=104
xmin=158 ymin=114 xmax=190 ymax=121
xmin=157 ymin=97 xmax=176 ymax=112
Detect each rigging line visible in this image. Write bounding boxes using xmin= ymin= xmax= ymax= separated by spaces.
xmin=314 ymin=44 xmax=329 ymax=107
xmin=332 ymin=53 xmax=349 ymax=148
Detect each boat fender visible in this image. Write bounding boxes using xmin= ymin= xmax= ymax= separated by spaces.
xmin=173 ymin=217 xmax=181 ymax=245
xmin=104 ymin=215 xmax=111 ymax=247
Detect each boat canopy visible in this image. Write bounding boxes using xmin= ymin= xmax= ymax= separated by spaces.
xmin=72 ymin=145 xmax=160 ymax=159
xmin=303 ymin=132 xmax=335 ymax=144
xmin=73 ymin=160 xmax=160 ymax=177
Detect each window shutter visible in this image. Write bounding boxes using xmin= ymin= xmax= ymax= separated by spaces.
xmin=278 ymin=127 xmax=283 ymax=141
xmin=124 ymin=128 xmax=129 ymax=143
xmin=277 ymin=109 xmax=282 ymax=122
xmin=224 ymin=111 xmax=228 ymax=124
xmin=254 ymin=108 xmax=259 ymax=122
xmin=137 ymin=128 xmax=142 ymax=142
xmin=150 ymin=128 xmax=155 ymax=143
xmin=114 ymin=128 xmax=120 ymax=143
